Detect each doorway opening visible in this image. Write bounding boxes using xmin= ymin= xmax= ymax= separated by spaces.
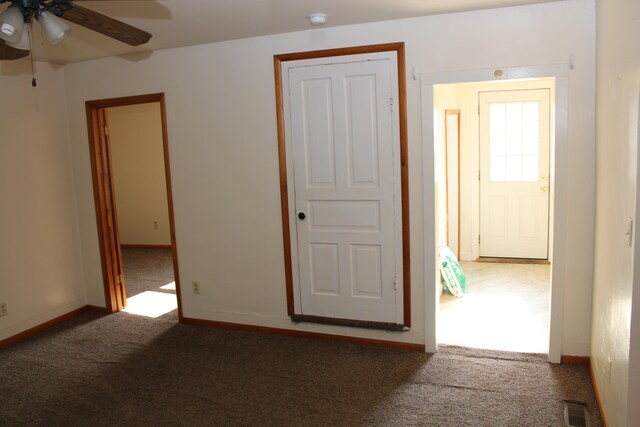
xmin=86 ymin=93 xmax=183 ymax=321
xmin=428 ymin=74 xmax=562 ymax=356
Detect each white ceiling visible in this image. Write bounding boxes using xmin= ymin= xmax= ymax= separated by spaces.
xmin=13 ymin=0 xmax=562 ymax=64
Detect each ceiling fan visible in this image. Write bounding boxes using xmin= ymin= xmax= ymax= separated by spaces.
xmin=0 ymin=0 xmax=152 ymax=61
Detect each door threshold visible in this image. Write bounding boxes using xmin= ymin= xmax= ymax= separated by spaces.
xmin=476 ymin=257 xmax=550 ymax=265
xmin=291 ymin=314 xmax=407 ymax=331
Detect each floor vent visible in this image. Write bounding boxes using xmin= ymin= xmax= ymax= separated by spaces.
xmin=563 ymin=400 xmax=589 ymax=427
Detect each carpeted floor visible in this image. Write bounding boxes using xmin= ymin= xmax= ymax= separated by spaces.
xmin=120 ymin=247 xmax=178 ymax=322
xmin=0 ymin=315 xmax=602 ymax=426
xmin=0 ymin=249 xmax=603 ymax=426
xmin=121 ymin=247 xmax=175 ymax=298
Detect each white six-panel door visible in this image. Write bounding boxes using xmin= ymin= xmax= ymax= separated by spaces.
xmin=287 ymin=58 xmax=402 ymax=324
xmin=479 ymin=89 xmax=551 ymax=259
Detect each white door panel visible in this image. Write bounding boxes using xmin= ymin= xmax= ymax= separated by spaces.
xmin=309 ymin=244 xmax=340 ymax=296
xmin=288 ymin=59 xmax=402 ymax=323
xmin=301 ymin=78 xmax=336 ymax=187
xmin=308 ymin=201 xmax=381 ymax=231
xmin=479 ymin=89 xmax=550 ymax=259
xmin=350 ymin=244 xmax=383 ymax=298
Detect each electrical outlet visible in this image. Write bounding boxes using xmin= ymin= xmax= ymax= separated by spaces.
xmin=0 ymin=302 xmax=7 ymax=317
xmin=192 ymin=281 xmax=200 ymax=294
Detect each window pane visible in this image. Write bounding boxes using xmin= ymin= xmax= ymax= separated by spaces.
xmin=505 ymin=155 xmax=522 ymax=181
xmin=522 ymin=102 xmax=539 ymax=129
xmin=506 ymin=130 xmax=522 ymax=156
xmin=506 ymin=103 xmax=522 ymax=129
xmin=490 ymin=130 xmax=506 ymax=157
xmin=522 ymin=129 xmax=539 ymax=156
xmin=490 ymin=103 xmax=506 ymax=129
xmin=490 ymin=155 xmax=506 ymax=181
xmin=522 ymin=155 xmax=539 ymax=181
xmin=486 ymin=99 xmax=543 ymax=183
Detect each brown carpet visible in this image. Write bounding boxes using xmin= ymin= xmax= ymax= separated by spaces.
xmin=0 ymin=311 xmax=602 ymax=426
xmin=121 ymin=247 xmax=175 ymax=298
xmin=0 ymin=249 xmax=603 ymax=426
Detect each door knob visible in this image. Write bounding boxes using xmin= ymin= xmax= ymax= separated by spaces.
xmin=298 ymin=212 xmax=306 ymax=220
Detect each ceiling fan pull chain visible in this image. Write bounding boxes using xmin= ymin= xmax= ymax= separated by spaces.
xmin=28 ymin=23 xmax=36 ymax=87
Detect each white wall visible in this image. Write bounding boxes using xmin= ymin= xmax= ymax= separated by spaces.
xmin=109 ymin=103 xmax=171 ymax=246
xmin=64 ymin=0 xmax=595 ymax=348
xmin=592 ymin=0 xmax=640 ymax=425
xmin=0 ymin=61 xmax=86 ymax=341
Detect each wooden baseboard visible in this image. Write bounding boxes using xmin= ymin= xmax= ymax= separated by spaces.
xmin=0 ymin=305 xmax=107 ymax=349
xmin=86 ymin=305 xmax=109 ymax=313
xmin=181 ymin=317 xmax=424 ymax=352
xmin=561 ymin=355 xmax=607 ymax=426
xmin=121 ymin=244 xmax=172 ymax=249
xmin=476 ymin=257 xmax=550 ymax=265
xmin=589 ymin=360 xmax=609 ymax=427
xmin=560 ymin=355 xmax=590 ymax=365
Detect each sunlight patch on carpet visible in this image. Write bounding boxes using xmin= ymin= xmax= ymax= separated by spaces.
xmin=160 ymin=281 xmax=176 ymax=291
xmin=122 ymin=291 xmax=177 ymax=318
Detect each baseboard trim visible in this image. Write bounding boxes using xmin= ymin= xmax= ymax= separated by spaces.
xmin=560 ymin=355 xmax=590 ymax=365
xmin=121 ymin=244 xmax=172 ymax=249
xmin=181 ymin=317 xmax=425 ymax=352
xmin=86 ymin=305 xmax=109 ymax=313
xmin=0 ymin=305 xmax=108 ymax=349
xmin=476 ymin=257 xmax=550 ymax=265
xmin=589 ymin=360 xmax=609 ymax=427
xmin=561 ymin=356 xmax=607 ymax=426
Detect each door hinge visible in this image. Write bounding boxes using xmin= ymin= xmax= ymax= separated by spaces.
xmin=478 ymin=104 xmax=480 ymax=115
xmin=478 ymin=170 xmax=481 ymax=181
xmin=393 ymin=276 xmax=398 ymax=291
xmin=116 ymin=273 xmax=124 ymax=284
xmin=390 ymin=97 xmax=395 ymax=112
xmin=478 ymin=235 xmax=481 ymax=244
xmin=102 ymin=126 xmax=110 ymax=136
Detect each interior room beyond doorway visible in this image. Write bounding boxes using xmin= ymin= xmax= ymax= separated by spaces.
xmin=94 ymin=100 xmax=179 ymax=319
xmin=439 ymin=261 xmax=550 ymax=353
xmin=433 ymin=78 xmax=555 ymax=354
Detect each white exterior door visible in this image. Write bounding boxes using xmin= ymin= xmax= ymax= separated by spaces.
xmin=479 ymin=89 xmax=551 ymax=259
xmin=287 ymin=58 xmax=403 ymax=324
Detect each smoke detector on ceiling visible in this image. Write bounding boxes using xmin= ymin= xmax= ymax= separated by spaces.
xmin=308 ymin=13 xmax=327 ymax=26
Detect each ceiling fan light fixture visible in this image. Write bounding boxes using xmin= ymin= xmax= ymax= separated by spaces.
xmin=0 ymin=5 xmax=24 ymax=43
xmin=37 ymin=10 xmax=70 ymax=45
xmin=6 ymin=23 xmax=29 ymax=50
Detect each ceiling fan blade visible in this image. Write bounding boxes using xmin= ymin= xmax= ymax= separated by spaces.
xmin=60 ymin=4 xmax=152 ymax=46
xmin=0 ymin=39 xmax=29 ymax=60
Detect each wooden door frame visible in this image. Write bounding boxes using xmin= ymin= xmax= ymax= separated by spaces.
xmin=85 ymin=93 xmax=183 ymax=320
xmin=273 ymin=42 xmax=411 ymax=326
xmin=444 ymin=109 xmax=461 ymax=260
